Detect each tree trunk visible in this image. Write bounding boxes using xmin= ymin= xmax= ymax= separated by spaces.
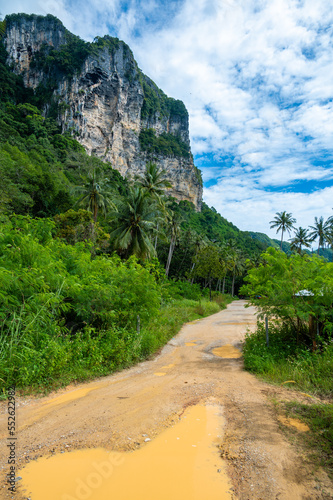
xmin=93 ymin=197 xmax=98 ymax=222
xmin=154 ymin=223 xmax=159 ymax=250
xmin=190 ymin=262 xmax=196 ymax=284
xmin=165 ymin=236 xmax=175 ymax=277
xmin=222 ymin=276 xmax=226 ymax=294
xmin=309 ymin=315 xmax=317 ymax=351
xmin=231 ymin=271 xmax=235 ymax=297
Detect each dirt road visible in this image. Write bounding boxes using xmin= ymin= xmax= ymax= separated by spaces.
xmin=1 ymin=300 xmax=332 ymax=499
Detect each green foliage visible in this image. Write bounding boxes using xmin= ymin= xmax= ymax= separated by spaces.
xmin=54 ymin=209 xmax=110 ymax=248
xmin=109 ymin=186 xmax=160 ymax=260
xmin=92 ymin=35 xmax=120 ymax=55
xmin=139 ymin=76 xmax=188 ymax=121
xmin=241 ymin=247 xmax=333 ymax=346
xmin=161 ymin=280 xmax=203 ymax=302
xmin=243 ymin=321 xmax=333 ymax=397
xmin=139 ymin=128 xmax=190 ymax=158
xmin=0 ymin=94 xmax=125 ymax=217
xmin=0 ymin=215 xmax=232 ymax=391
xmin=192 ymin=245 xmax=224 ymax=280
xmin=269 ymin=211 xmax=296 ymax=249
xmin=28 ymin=30 xmax=90 ymax=81
xmin=0 ymin=216 xmax=161 ymax=389
xmin=0 ymin=43 xmax=35 ymax=105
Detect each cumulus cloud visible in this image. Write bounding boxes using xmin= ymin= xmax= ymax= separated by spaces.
xmin=2 ymin=0 xmax=333 ymax=237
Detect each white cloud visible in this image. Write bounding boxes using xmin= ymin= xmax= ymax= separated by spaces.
xmin=3 ymin=0 xmax=333 ymax=237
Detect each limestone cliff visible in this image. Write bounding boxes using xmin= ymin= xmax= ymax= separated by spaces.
xmin=4 ymin=14 xmax=202 ymax=209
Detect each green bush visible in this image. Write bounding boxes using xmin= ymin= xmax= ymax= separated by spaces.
xmin=0 ymin=216 xmax=161 ymax=390
xmin=139 ymin=128 xmax=190 ymax=158
xmin=243 ymin=321 xmax=333 ymax=398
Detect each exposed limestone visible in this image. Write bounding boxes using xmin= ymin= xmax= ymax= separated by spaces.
xmin=4 ymin=14 xmax=202 ymax=210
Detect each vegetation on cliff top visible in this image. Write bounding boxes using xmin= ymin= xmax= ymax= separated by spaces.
xmin=139 ymin=128 xmax=190 ymax=159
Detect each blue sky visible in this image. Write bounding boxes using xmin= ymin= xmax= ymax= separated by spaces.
xmin=3 ymin=0 xmax=333 ymax=241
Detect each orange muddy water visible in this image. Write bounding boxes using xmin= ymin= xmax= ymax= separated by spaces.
xmin=211 ymin=344 xmax=242 ymax=359
xmin=20 ymin=404 xmax=232 ymax=500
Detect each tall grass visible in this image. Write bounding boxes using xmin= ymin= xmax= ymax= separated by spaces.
xmin=0 ymin=295 xmax=232 ymax=396
xmin=243 ymin=321 xmax=333 ymax=398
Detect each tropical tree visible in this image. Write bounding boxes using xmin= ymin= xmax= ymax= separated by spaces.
xmin=188 ymin=231 xmax=209 ymax=283
xmin=165 ymin=212 xmax=183 ymax=277
xmin=269 ymin=211 xmax=296 ymax=250
xmin=191 ymin=244 xmax=224 ymax=300
xmin=289 ymin=227 xmax=312 ymax=254
xmin=323 ymin=226 xmax=333 ymax=262
xmin=109 ymin=186 xmax=160 ymax=260
xmin=75 ymin=170 xmax=116 ymax=222
xmin=135 ymin=162 xmax=172 ymax=250
xmin=135 ymin=161 xmax=172 ymax=197
xmin=308 ymin=216 xmax=330 ymax=254
xmin=224 ymin=240 xmax=245 ymax=296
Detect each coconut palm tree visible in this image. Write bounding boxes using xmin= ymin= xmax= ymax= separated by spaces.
xmin=135 ymin=161 xmax=172 ymax=197
xmin=269 ymin=211 xmax=296 ymax=250
xmin=75 ymin=170 xmax=116 ymax=222
xmin=308 ymin=216 xmax=330 ymax=254
xmin=135 ymin=162 xmax=172 ymax=250
xmin=289 ymin=227 xmax=312 ymax=254
xmin=165 ymin=212 xmax=183 ymax=277
xmin=109 ymin=186 xmax=160 ymax=260
xmin=225 ymin=240 xmax=245 ymax=297
xmin=325 ymin=226 xmax=333 ymax=262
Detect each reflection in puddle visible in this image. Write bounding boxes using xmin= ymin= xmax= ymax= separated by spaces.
xmin=278 ymin=415 xmax=310 ymax=432
xmin=20 ymin=405 xmax=232 ymax=500
xmin=212 ymin=344 xmax=242 ymax=359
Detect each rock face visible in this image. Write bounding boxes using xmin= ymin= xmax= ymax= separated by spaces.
xmin=4 ymin=14 xmax=202 ymax=210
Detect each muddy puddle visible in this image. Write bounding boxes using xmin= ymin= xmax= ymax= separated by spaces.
xmin=19 ymin=405 xmax=232 ymax=500
xmin=212 ymin=344 xmax=242 ymax=359
xmin=278 ymin=415 xmax=310 ymax=432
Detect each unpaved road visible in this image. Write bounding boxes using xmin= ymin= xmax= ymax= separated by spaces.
xmin=1 ymin=300 xmax=332 ymax=499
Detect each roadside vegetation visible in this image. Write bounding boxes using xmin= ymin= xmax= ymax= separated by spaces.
xmin=241 ymin=247 xmax=333 ymax=477
xmin=0 ymin=214 xmax=232 ymax=394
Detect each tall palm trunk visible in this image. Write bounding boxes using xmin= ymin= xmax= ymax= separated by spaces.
xmin=165 ymin=236 xmax=176 ymax=277
xmin=280 ymin=229 xmax=284 ymax=250
xmin=154 ymin=223 xmax=159 ymax=250
xmin=222 ymin=275 xmax=226 ymax=294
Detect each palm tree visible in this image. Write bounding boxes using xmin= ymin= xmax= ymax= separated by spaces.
xmin=308 ymin=216 xmax=330 ymax=254
xmin=269 ymin=211 xmax=296 ymax=250
xmin=325 ymin=227 xmax=333 ymax=262
xmin=165 ymin=212 xmax=183 ymax=277
xmin=109 ymin=186 xmax=160 ymax=260
xmin=75 ymin=170 xmax=116 ymax=222
xmin=225 ymin=240 xmax=244 ymax=297
xmin=135 ymin=162 xmax=172 ymax=250
xmin=135 ymin=161 xmax=172 ymax=197
xmin=289 ymin=227 xmax=312 ymax=254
